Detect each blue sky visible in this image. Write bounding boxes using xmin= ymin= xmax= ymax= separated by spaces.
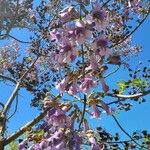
xmin=0 ymin=7 xmax=150 ymax=148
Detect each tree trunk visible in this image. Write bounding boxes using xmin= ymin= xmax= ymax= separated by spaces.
xmin=0 ymin=137 xmax=4 ymax=150
xmin=0 ymin=113 xmax=5 ymax=150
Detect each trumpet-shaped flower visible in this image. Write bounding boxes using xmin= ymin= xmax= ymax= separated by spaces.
xmin=55 ymin=77 xmax=68 ymax=93
xmin=100 ymin=78 xmax=109 ymax=93
xmin=91 ymin=36 xmax=111 ymax=56
xmin=87 ymin=4 xmax=108 ymax=31
xmin=101 ymin=101 xmax=113 ymax=115
xmin=74 ymin=21 xmax=92 ymax=44
xmin=91 ymin=104 xmax=101 ymax=118
xmin=58 ymin=39 xmax=78 ymax=63
xmin=47 ymin=107 xmax=71 ymax=127
xmin=59 ymin=5 xmax=79 ymax=23
xmin=80 ymin=76 xmax=97 ymax=93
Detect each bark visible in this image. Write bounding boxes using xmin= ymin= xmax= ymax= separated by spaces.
xmin=0 ymin=113 xmax=5 ymax=150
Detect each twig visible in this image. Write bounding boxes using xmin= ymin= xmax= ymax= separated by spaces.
xmin=0 ymin=103 xmax=4 ymax=109
xmin=102 ymin=0 xmax=111 ymax=7
xmin=104 ymin=66 xmax=120 ymax=78
xmin=78 ymin=4 xmax=87 ymax=129
xmin=79 ymin=43 xmax=87 ymax=129
xmin=8 ymin=34 xmax=31 ymax=44
xmin=112 ymin=115 xmax=147 ymax=149
xmin=0 ymin=74 xmax=16 ymax=84
xmin=0 ymin=34 xmax=31 ymax=44
xmin=79 ymin=94 xmax=87 ymax=129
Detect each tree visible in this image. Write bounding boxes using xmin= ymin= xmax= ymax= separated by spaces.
xmin=0 ymin=0 xmax=150 ymax=149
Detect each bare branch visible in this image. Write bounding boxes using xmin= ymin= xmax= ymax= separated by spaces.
xmin=102 ymin=0 xmax=111 ymax=7
xmin=0 ymin=74 xmax=16 ymax=84
xmin=7 ymin=92 xmax=18 ymax=120
xmin=112 ymin=115 xmax=147 ymax=149
xmin=7 ymin=34 xmax=31 ymax=44
xmin=0 ymin=103 xmax=4 ymax=109
xmin=4 ymin=107 xmax=50 ymax=146
xmin=106 ymin=90 xmax=150 ymax=103
xmin=104 ymin=66 xmax=120 ymax=78
xmin=3 ymin=56 xmax=39 ymax=115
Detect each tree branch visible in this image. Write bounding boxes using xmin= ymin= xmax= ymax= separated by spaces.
xmin=79 ymin=94 xmax=87 ymax=130
xmin=102 ymin=0 xmax=111 ymax=7
xmin=106 ymin=90 xmax=150 ymax=104
xmin=0 ymin=103 xmax=4 ymax=109
xmin=112 ymin=115 xmax=147 ymax=149
xmin=104 ymin=66 xmax=120 ymax=78
xmin=4 ymin=107 xmax=50 ymax=146
xmin=7 ymin=92 xmax=18 ymax=120
xmin=0 ymin=34 xmax=31 ymax=44
xmin=0 ymin=74 xmax=16 ymax=84
xmin=3 ymin=56 xmax=39 ymax=115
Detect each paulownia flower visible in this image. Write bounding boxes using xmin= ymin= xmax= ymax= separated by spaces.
xmin=87 ymin=4 xmax=108 ymax=31
xmin=91 ymin=35 xmax=111 ymax=56
xmin=80 ymin=75 xmax=97 ymax=94
xmin=101 ymin=100 xmax=114 ymax=116
xmin=91 ymin=104 xmax=101 ymax=118
xmin=74 ymin=20 xmax=92 ymax=44
xmin=100 ymin=78 xmax=109 ymax=93
xmin=48 ymin=107 xmax=71 ymax=127
xmin=55 ymin=77 xmax=68 ymax=93
xmin=59 ymin=5 xmax=79 ymax=23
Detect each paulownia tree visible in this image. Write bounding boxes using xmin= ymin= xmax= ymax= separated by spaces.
xmin=0 ymin=0 xmax=150 ymax=149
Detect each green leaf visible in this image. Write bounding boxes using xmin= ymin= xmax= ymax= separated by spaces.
xmin=117 ymin=81 xmax=126 ymax=94
xmin=9 ymin=141 xmax=18 ymax=150
xmin=132 ymin=78 xmax=142 ymax=86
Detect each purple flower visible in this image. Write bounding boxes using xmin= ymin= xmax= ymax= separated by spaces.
xmin=68 ymin=81 xmax=78 ymax=95
xmin=39 ymin=140 xmax=48 ymax=149
xmin=48 ymin=107 xmax=71 ymax=127
xmin=50 ymin=30 xmax=61 ymax=42
xmin=57 ymin=39 xmax=78 ymax=63
xmin=51 ymin=141 xmax=66 ymax=150
xmin=100 ymin=78 xmax=109 ymax=93
xmin=91 ymin=144 xmax=103 ymax=150
xmin=88 ymin=137 xmax=104 ymax=150
xmin=86 ymin=55 xmax=98 ymax=72
xmin=92 ymin=5 xmax=105 ymax=20
xmin=91 ymin=104 xmax=101 ymax=118
xmin=47 ymin=128 xmax=64 ymax=143
xmin=101 ymin=101 xmax=113 ymax=115
xmin=28 ymin=144 xmax=41 ymax=150
xmin=55 ymin=77 xmax=68 ymax=93
xmin=87 ymin=4 xmax=108 ymax=31
xmin=91 ymin=36 xmax=111 ymax=56
xmin=60 ymin=6 xmax=79 ymax=23
xmin=19 ymin=139 xmax=28 ymax=150
xmin=74 ymin=21 xmax=92 ymax=44
xmin=80 ymin=76 xmax=97 ymax=93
